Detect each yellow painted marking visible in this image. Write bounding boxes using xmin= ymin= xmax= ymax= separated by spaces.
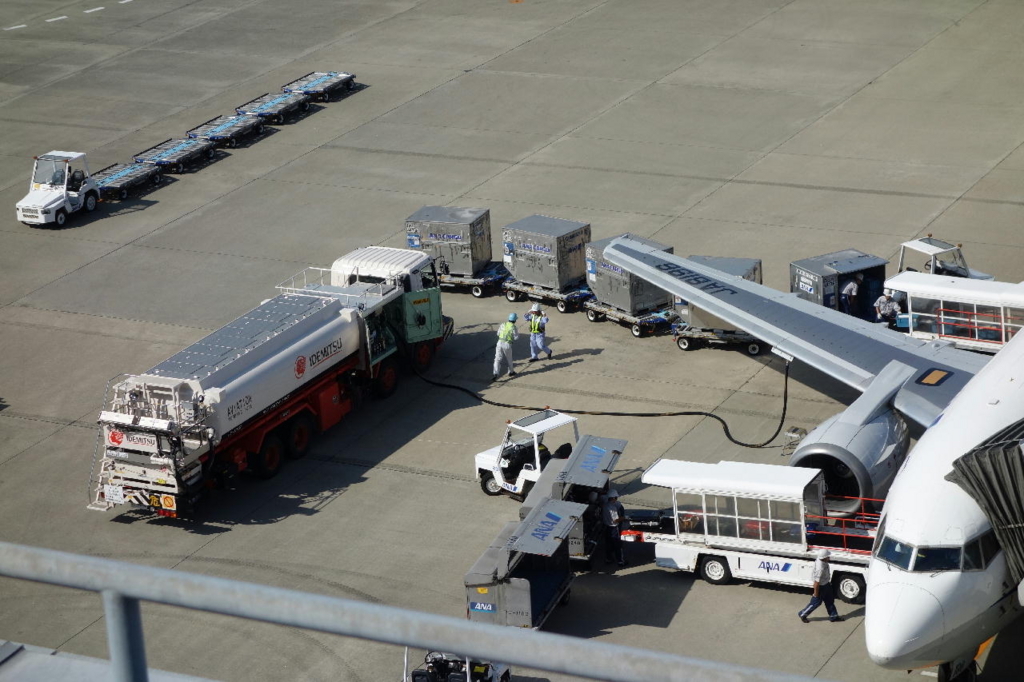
xmin=920 ymin=370 xmax=949 ymax=385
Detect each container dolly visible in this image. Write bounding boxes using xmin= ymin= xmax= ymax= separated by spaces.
xmin=281 ymin=71 xmax=356 ymax=102
xmin=439 ymin=261 xmax=510 ymax=298
xmin=502 ymin=279 xmax=594 ymax=313
xmin=671 ymin=321 xmax=766 ymax=356
xmin=92 ymin=163 xmax=163 ymax=201
xmin=187 ymin=115 xmax=265 ymax=148
xmin=583 ymin=300 xmax=680 ymax=338
xmin=133 ymin=138 xmax=217 ymax=174
xmin=235 ymin=92 xmax=311 ymax=125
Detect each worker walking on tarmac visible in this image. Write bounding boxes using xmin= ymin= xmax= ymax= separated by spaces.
xmin=524 ymin=303 xmax=553 ymax=362
xmin=840 ymin=273 xmax=863 ymax=316
xmin=492 ymin=313 xmax=519 ymax=381
xmin=798 ymin=549 xmax=844 ymax=623
xmin=602 ymin=490 xmax=627 ymax=566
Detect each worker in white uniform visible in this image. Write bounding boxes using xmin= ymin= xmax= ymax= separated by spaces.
xmin=524 ymin=303 xmax=552 ymax=362
xmin=874 ymin=288 xmax=900 ymax=326
xmin=839 ymin=273 xmax=863 ymax=316
xmin=492 ymin=313 xmax=519 ymax=381
xmin=798 ymin=549 xmax=843 ymax=623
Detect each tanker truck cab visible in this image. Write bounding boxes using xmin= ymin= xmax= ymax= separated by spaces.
xmin=623 ymin=459 xmax=877 ymax=604
xmin=475 ymin=410 xmax=579 ymax=499
xmin=17 ymin=151 xmax=99 ymax=227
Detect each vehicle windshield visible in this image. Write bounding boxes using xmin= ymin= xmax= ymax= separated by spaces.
xmin=912 ymin=546 xmax=962 ymax=572
xmin=33 ymin=158 xmax=66 ymax=186
xmin=875 ymin=535 xmax=914 ymax=570
xmin=513 ymin=409 xmax=560 ymax=429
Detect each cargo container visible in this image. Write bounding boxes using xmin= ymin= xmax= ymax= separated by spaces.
xmin=790 ymin=249 xmax=888 ymax=319
xmin=406 ymin=206 xmax=492 ymax=277
xmin=586 ymin=234 xmax=673 ymax=315
xmin=502 ymin=215 xmax=590 ymax=292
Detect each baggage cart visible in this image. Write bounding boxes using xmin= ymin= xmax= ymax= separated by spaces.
xmin=583 ymin=299 xmax=679 ymax=338
xmin=464 ymin=498 xmax=585 ymax=629
xmin=187 ymin=115 xmax=265 ymax=148
xmin=672 ymin=321 xmax=765 ymax=356
xmin=502 ymin=279 xmax=593 ymax=313
xmin=92 ymin=163 xmax=163 ymax=201
xmin=235 ymin=92 xmax=311 ymax=124
xmin=132 ymin=138 xmax=217 ymax=174
xmin=281 ymin=71 xmax=356 ymax=102
xmin=439 ymin=262 xmax=510 ymax=298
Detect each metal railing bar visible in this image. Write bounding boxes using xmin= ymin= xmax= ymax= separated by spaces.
xmin=0 ymin=541 xmax=820 ymax=682
xmin=102 ymin=590 xmax=149 ymax=682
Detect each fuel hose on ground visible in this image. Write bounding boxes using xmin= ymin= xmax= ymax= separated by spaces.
xmin=411 ymin=356 xmax=791 ymax=450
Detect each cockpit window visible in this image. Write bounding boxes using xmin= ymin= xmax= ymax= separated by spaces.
xmin=979 ymin=530 xmax=1001 ymax=565
xmin=963 ymin=538 xmax=983 ymax=571
xmin=876 ymin=535 xmax=914 ymax=570
xmin=912 ymin=546 xmax=961 ymax=572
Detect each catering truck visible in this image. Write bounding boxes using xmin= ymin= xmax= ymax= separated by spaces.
xmin=88 ymin=247 xmax=453 ymax=517
xmin=622 ymin=459 xmax=877 ymax=604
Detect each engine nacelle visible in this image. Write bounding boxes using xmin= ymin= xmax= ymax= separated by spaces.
xmin=791 ymin=406 xmax=909 ymax=514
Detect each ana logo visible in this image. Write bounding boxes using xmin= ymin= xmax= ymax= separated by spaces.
xmin=108 ymin=430 xmax=124 ymax=446
xmin=531 ymin=512 xmax=562 ymax=541
xmin=294 ymin=355 xmax=307 ymax=379
xmin=579 ymin=445 xmax=607 ymax=474
xmin=758 ymin=561 xmax=792 ymax=573
xmin=469 ymin=602 xmax=495 ymax=612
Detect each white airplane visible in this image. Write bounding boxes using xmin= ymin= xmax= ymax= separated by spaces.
xmin=604 ymin=237 xmax=1024 ymax=682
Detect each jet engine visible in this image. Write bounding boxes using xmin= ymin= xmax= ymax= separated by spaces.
xmin=791 ymin=406 xmax=909 ymax=515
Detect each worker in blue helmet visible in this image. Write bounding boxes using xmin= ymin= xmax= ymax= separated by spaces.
xmin=493 ymin=313 xmax=520 ymax=381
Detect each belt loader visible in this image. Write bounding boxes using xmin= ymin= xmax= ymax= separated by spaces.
xmin=88 ymin=247 xmax=453 ymax=518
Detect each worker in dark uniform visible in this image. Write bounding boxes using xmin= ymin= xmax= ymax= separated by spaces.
xmin=602 ymin=490 xmax=627 ymax=566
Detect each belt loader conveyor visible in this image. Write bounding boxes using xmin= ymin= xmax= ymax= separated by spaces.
xmin=281 ymin=71 xmax=356 ymax=102
xmin=133 ymin=138 xmax=217 ymax=174
xmin=236 ymin=92 xmax=311 ymax=124
xmin=92 ymin=163 xmax=163 ymax=201
xmin=187 ymin=115 xmax=265 ymax=148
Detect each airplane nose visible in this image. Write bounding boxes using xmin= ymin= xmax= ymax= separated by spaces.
xmin=865 ymin=582 xmax=945 ymax=668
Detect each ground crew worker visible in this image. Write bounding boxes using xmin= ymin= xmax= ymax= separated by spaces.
xmin=874 ymin=289 xmax=900 ymax=325
xmin=840 ymin=273 xmax=863 ymax=316
xmin=602 ymin=490 xmax=627 ymax=566
xmin=524 ymin=303 xmax=552 ymax=362
xmin=798 ymin=549 xmax=843 ymax=623
xmin=492 ymin=313 xmax=519 ymax=381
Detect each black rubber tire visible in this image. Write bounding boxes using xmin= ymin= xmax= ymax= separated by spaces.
xmin=556 ymin=300 xmax=569 ymax=313
xmin=631 ymin=323 xmax=644 ymax=338
xmin=118 ymin=188 xmax=129 ymax=201
xmin=411 ymin=341 xmax=434 ymax=373
xmin=372 ymin=358 xmax=399 ymax=399
xmin=285 ymin=413 xmax=318 ymax=460
xmin=586 ymin=309 xmax=600 ymax=322
xmin=226 ymin=137 xmax=238 ymax=149
xmin=255 ymin=123 xmax=266 ymax=135
xmin=84 ymin=192 xmax=98 ymax=212
xmin=54 ymin=209 xmax=67 ymax=227
xmin=505 ymin=289 xmax=519 ymax=303
xmin=834 ymin=573 xmax=866 ymax=605
xmin=151 ymin=173 xmax=163 ymax=185
xmin=746 ymin=342 xmax=762 ymax=356
xmin=676 ymin=336 xmax=699 ymax=351
xmin=251 ymin=434 xmax=285 ymax=479
xmin=480 ymin=472 xmax=502 ymax=496
xmin=174 ymin=163 xmax=185 ymax=174
xmin=301 ymin=100 xmax=311 ymax=112
xmin=205 ymin=147 xmax=216 ymax=160
xmin=700 ymin=556 xmax=732 ymax=585
xmin=471 ymin=285 xmax=485 ymax=298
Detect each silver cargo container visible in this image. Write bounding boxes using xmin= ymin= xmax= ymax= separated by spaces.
xmin=587 ymin=234 xmax=673 ymax=315
xmin=406 ymin=206 xmax=491 ymax=277
xmin=502 ymin=215 xmax=590 ymax=292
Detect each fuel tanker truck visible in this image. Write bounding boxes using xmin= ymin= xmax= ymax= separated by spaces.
xmin=88 ymin=246 xmax=453 ymax=518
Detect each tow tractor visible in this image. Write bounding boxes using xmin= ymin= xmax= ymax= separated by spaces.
xmin=16 ymin=152 xmax=100 ymax=227
xmin=474 ymin=410 xmax=578 ymax=499
xmin=897 ymin=235 xmax=993 ymax=280
xmin=623 ymin=459 xmax=878 ymax=604
xmin=406 ymin=651 xmax=510 ymax=682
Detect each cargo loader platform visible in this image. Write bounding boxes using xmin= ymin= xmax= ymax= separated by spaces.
xmin=583 ymin=300 xmax=679 ymax=338
xmin=93 ymin=163 xmax=163 ymax=201
xmin=187 ymin=115 xmax=265 ymax=148
xmin=235 ymin=92 xmax=311 ymax=124
xmin=281 ymin=71 xmax=356 ymax=102
xmin=439 ymin=261 xmax=510 ymax=298
xmin=133 ymin=138 xmax=217 ymax=174
xmin=502 ymin=279 xmax=594 ymax=313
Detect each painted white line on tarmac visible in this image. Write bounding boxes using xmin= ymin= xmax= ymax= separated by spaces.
xmin=46 ymin=16 xmax=68 ymax=22
xmin=119 ymin=0 xmax=134 ymax=3
xmin=85 ymin=6 xmax=105 ymax=13
xmin=4 ymin=24 xmax=27 ymax=30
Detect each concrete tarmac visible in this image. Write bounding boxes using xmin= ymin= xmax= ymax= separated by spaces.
xmin=1 ymin=0 xmax=1022 ymax=680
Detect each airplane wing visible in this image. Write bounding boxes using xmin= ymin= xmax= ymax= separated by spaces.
xmin=604 ymin=237 xmax=991 ymax=427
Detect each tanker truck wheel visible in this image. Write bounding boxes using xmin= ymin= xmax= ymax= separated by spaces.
xmin=411 ymin=341 xmax=434 ymax=373
xmin=373 ymin=359 xmax=399 ymax=399
xmin=251 ymin=434 xmax=284 ymax=479
xmin=286 ymin=413 xmax=318 ymax=460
